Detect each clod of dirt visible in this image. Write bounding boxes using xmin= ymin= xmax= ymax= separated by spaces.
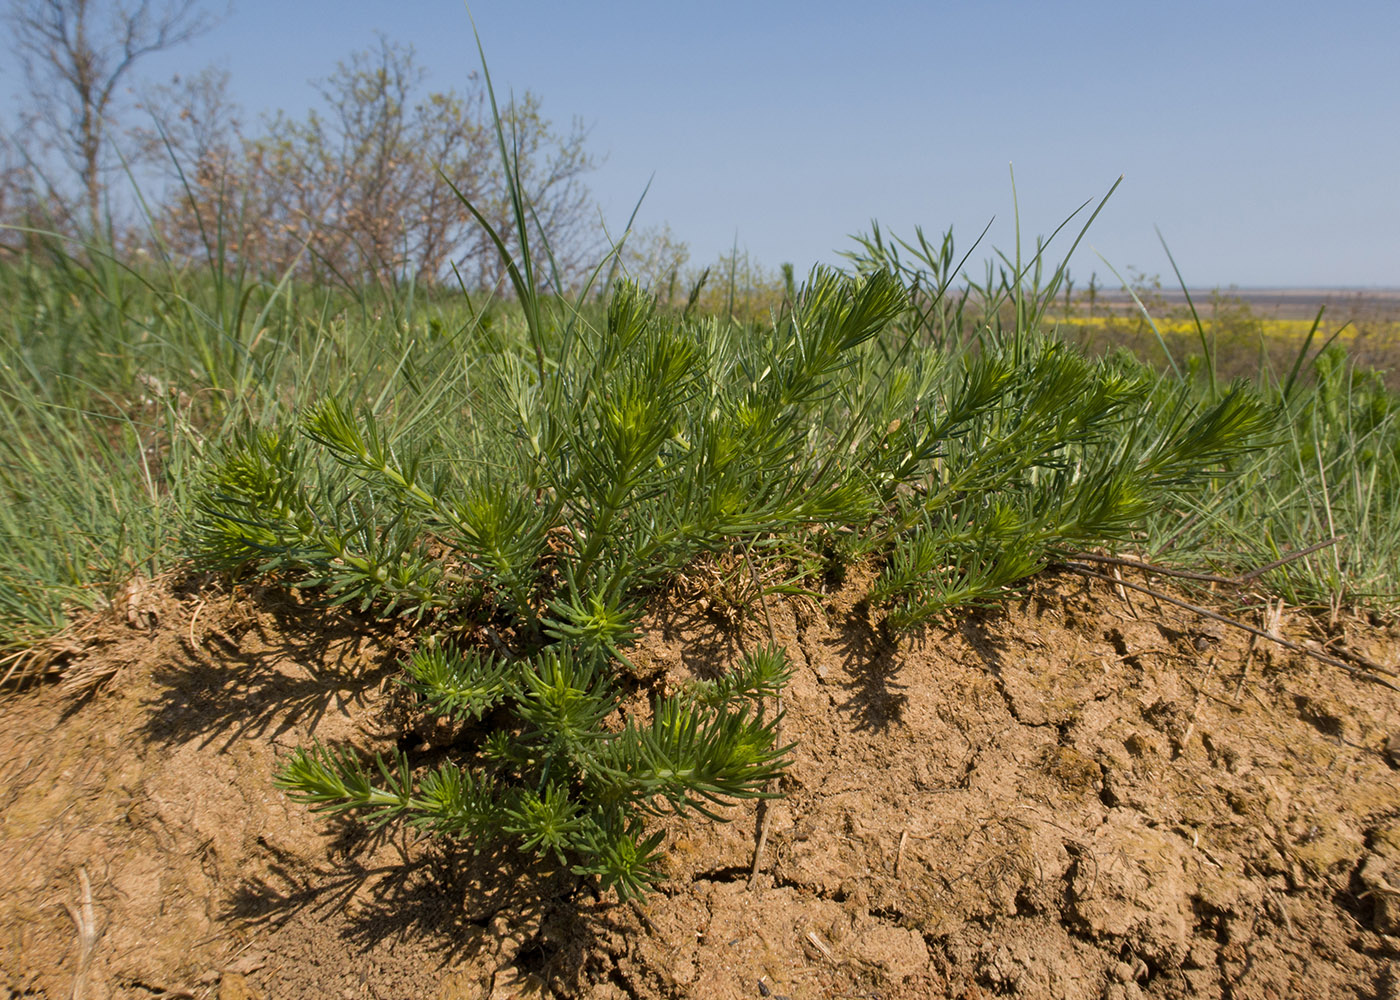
xmin=1360 ymin=854 xmax=1400 ymax=935
xmin=1063 ymin=813 xmax=1191 ymax=966
xmin=1385 ymin=731 xmax=1400 ymax=769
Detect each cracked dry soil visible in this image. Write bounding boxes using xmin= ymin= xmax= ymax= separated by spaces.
xmin=2 ymin=567 xmax=1399 ymax=999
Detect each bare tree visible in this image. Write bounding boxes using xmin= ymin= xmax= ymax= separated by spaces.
xmin=131 ymin=65 xmax=241 ymax=177
xmin=126 ymin=66 xmax=247 ymax=263
xmin=5 ymin=0 xmax=220 ymax=234
xmin=266 ymin=37 xmax=594 ymax=289
xmin=151 ymin=38 xmax=598 ymax=290
xmin=0 ymin=132 xmax=31 ymax=253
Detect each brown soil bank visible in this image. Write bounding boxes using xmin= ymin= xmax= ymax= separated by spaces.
xmin=2 ymin=570 xmax=1399 ymax=999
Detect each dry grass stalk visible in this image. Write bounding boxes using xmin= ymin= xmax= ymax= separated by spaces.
xmin=1064 ymin=564 xmax=1400 ymax=691
xmin=62 ymin=867 xmax=99 ymax=1000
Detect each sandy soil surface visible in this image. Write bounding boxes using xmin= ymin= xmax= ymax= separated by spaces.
xmin=2 ymin=567 xmax=1399 ymax=999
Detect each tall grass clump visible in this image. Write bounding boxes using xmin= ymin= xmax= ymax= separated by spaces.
xmin=0 ymin=221 xmax=501 ymax=680
xmin=0 ymin=244 xmax=202 ymax=658
xmin=1143 ymin=339 xmax=1400 ymax=615
xmin=1087 ymin=243 xmax=1400 ymax=614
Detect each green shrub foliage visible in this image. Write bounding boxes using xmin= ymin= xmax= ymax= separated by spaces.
xmin=277 ymin=642 xmax=789 ymax=899
xmin=193 ymin=267 xmax=1269 ymax=897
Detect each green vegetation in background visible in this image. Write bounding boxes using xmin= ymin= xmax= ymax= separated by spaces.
xmin=0 ymin=233 xmax=499 ymax=664
xmin=3 ymin=201 xmax=1397 ymax=655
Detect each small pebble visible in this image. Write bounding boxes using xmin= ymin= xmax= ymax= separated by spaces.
xmin=1384 ymin=732 xmax=1400 ymax=768
xmin=1185 ymin=944 xmax=1214 ymax=969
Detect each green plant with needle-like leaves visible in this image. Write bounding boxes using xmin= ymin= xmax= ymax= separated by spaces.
xmin=192 ymin=269 xmax=899 ymax=897
xmin=276 ymin=642 xmax=790 ymax=899
xmin=188 ymin=42 xmax=1275 ymax=899
xmin=860 ymin=337 xmax=1274 ymax=627
xmin=193 ymin=260 xmax=1270 ymax=896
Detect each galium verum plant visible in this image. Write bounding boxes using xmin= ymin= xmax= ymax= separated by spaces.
xmin=193 ymin=259 xmax=1270 ymax=898
xmin=192 ymin=47 xmax=1271 ymax=896
xmin=192 ymin=269 xmax=913 ymax=898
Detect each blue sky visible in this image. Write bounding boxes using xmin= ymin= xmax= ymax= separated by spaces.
xmin=5 ymin=1 xmax=1398 ymax=287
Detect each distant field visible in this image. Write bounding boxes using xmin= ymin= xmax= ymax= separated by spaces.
xmin=1050 ymin=286 xmax=1400 ymax=388
xmin=1089 ymin=286 xmax=1400 ymax=321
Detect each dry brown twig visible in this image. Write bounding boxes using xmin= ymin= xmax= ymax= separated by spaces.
xmin=1177 ymin=654 xmax=1217 ymax=755
xmin=1235 ymin=597 xmax=1286 ymax=701
xmin=1067 ymin=550 xmax=1242 ymax=586
xmin=63 ymin=867 xmax=100 ymax=1000
xmin=1326 ymin=641 xmax=1398 ymax=676
xmin=1235 ymin=536 xmax=1345 ymax=583
xmin=1110 ymin=564 xmax=1138 ymax=618
xmin=803 ymin=929 xmax=837 ymax=964
xmin=1064 ymin=535 xmax=1344 ymax=588
xmin=1062 ymin=563 xmax=1399 ymax=691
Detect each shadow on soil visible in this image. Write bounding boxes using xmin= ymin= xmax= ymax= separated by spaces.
xmin=833 ymin=608 xmax=907 ymax=731
xmin=140 ymin=584 xmax=403 ymax=751
xmin=135 ymin=582 xmax=631 ymax=994
xmin=228 ymin=825 xmax=615 ymax=992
